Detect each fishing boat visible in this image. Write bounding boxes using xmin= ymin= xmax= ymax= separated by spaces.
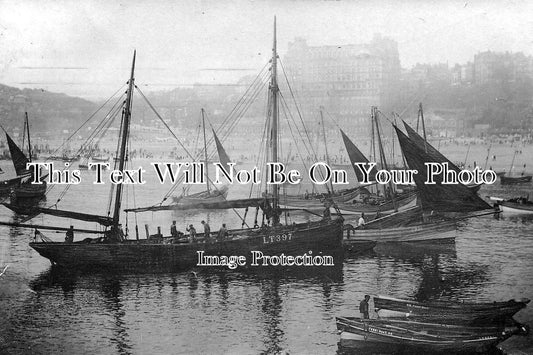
xmin=344 ymin=209 xmax=457 ymax=243
xmin=500 ymin=150 xmax=532 ymax=185
xmin=395 ymin=123 xmax=492 ymax=214
xmin=374 ymin=295 xmax=530 ymax=325
xmin=338 ymin=115 xmax=494 ymax=244
xmin=403 ymin=108 xmax=482 ymax=193
xmin=336 ymin=316 xmax=526 ymax=353
xmin=10 ymin=21 xmax=344 ymax=272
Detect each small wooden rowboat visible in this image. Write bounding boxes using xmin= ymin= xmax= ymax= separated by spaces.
xmin=336 ymin=317 xmax=526 ymax=353
xmin=490 ymin=196 xmax=533 ymax=215
xmin=374 ymin=295 xmax=530 ymax=325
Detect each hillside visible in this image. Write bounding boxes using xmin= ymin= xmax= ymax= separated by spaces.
xmin=0 ymin=84 xmax=97 ymax=135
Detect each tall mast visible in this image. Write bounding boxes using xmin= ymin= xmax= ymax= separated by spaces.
xmin=270 ymin=17 xmax=280 ymax=224
xmin=320 ymin=107 xmax=333 ymax=193
xmin=418 ymin=102 xmax=428 ymax=153
xmin=25 ymin=112 xmax=32 ymax=162
xmin=112 ymin=51 xmax=136 ymax=231
xmin=201 ymin=108 xmax=210 ymax=194
xmin=373 ymin=106 xmax=397 ymax=211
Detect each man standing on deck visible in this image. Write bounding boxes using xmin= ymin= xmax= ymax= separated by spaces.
xmin=360 ymin=295 xmax=370 ymax=319
xmin=358 ymin=213 xmax=366 ymax=228
xmin=65 ymin=226 xmax=74 ymax=243
xmin=201 ymin=220 xmax=211 ymax=241
xmin=217 ymin=223 xmax=228 ymax=240
xmin=170 ymin=221 xmax=178 ymax=237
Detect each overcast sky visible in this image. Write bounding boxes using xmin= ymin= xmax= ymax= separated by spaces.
xmin=1 ymin=0 xmax=532 ymax=99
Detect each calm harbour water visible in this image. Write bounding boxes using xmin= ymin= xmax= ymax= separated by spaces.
xmin=1 ymin=153 xmax=533 ymax=355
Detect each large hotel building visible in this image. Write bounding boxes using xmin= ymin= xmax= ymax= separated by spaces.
xmin=282 ymin=34 xmax=401 ymax=138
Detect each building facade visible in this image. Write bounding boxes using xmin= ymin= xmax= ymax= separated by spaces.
xmin=282 ymin=34 xmax=401 ymax=138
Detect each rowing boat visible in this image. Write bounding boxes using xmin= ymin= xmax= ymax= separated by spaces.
xmin=374 ymin=295 xmax=530 ymax=325
xmin=336 ymin=316 xmax=526 ymax=353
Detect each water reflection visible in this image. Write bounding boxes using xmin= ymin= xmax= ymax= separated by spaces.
xmin=260 ymin=278 xmax=285 ymax=354
xmin=2 ymin=215 xmax=531 ymax=355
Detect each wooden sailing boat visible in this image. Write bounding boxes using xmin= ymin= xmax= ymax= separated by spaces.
xmin=16 ymin=21 xmax=343 ymax=271
xmin=342 ymin=114 xmax=493 ymax=244
xmin=171 ymin=108 xmax=229 ymax=205
xmin=395 ymin=124 xmax=491 ymax=213
xmin=4 ymin=112 xmax=47 ymax=201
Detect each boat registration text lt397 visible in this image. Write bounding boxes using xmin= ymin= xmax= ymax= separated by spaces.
xmin=196 ymin=250 xmax=334 ymax=269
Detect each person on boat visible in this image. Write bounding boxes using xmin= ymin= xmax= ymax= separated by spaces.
xmin=359 ymin=295 xmax=370 ymax=319
xmin=304 ymin=190 xmax=310 ymax=200
xmin=186 ymin=224 xmax=197 ymax=242
xmin=358 ymin=213 xmax=366 ymax=228
xmin=65 ymin=226 xmax=74 ymax=243
xmin=217 ymin=223 xmax=228 ymax=240
xmin=201 ymin=220 xmax=211 ymax=240
xmin=322 ymin=201 xmax=331 ymax=221
xmin=118 ymin=224 xmax=125 ymax=241
xmin=170 ymin=221 xmax=178 ymax=237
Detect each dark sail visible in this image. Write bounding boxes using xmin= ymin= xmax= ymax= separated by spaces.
xmin=3 ymin=203 xmax=114 ymax=226
xmin=125 ymin=197 xmax=267 ymax=213
xmin=394 ymin=126 xmax=491 ymax=212
xmin=403 ymin=120 xmax=462 ymax=173
xmin=212 ymin=129 xmax=231 ymax=169
xmin=6 ymin=133 xmax=30 ymax=176
xmin=340 ymin=129 xmax=376 ymax=182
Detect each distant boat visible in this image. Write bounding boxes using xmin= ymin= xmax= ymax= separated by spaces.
xmin=336 ymin=316 xmax=526 ymax=353
xmin=500 ymin=175 xmax=532 ymax=185
xmin=501 ymin=150 xmax=532 ymax=185
xmin=171 ymin=108 xmax=230 ymax=205
xmin=374 ymin=295 xmax=530 ymax=325
xmin=5 ymin=113 xmax=47 ymax=202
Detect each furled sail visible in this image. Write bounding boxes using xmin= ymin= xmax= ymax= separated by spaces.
xmin=3 ymin=203 xmax=114 ymax=226
xmin=6 ymin=133 xmax=30 ymax=176
xmin=340 ymin=129 xmax=376 ymax=182
xmin=126 ymin=197 xmax=268 ymax=213
xmin=394 ymin=126 xmax=491 ymax=212
xmin=403 ymin=120 xmax=462 ymax=173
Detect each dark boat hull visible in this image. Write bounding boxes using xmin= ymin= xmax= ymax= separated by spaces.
xmin=374 ymin=295 xmax=530 ymax=325
xmin=13 ymin=181 xmax=47 ymax=198
xmin=336 ymin=317 xmax=522 ymax=353
xmin=30 ymin=218 xmax=344 ymax=271
xmin=283 ymin=191 xmax=417 ymax=215
xmin=500 ymin=175 xmax=532 ymax=185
